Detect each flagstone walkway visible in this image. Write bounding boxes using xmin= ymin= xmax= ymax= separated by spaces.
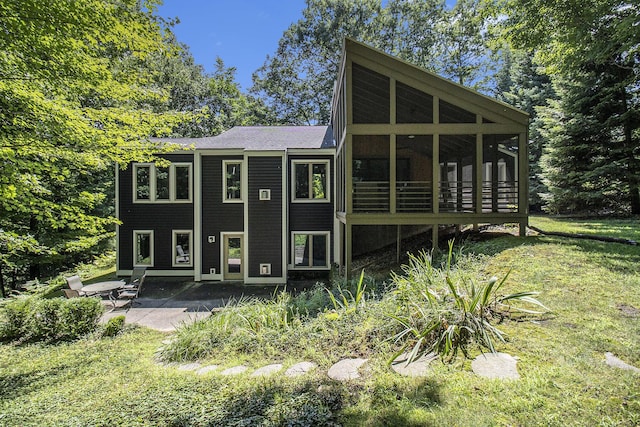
xmin=161 ymin=350 xmax=639 ymax=382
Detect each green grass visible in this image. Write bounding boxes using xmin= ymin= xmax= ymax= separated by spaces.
xmin=1 ymin=217 xmax=639 ymax=426
xmin=530 ymin=215 xmax=640 ymax=241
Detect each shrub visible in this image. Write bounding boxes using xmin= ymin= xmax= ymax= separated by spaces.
xmin=0 ymin=296 xmax=32 ymax=341
xmin=0 ymin=296 xmax=103 ymax=343
xmin=102 ymin=315 xmax=126 ymax=337
xmin=389 ymin=241 xmax=548 ymax=363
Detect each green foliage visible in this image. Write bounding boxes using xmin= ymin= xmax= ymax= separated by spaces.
xmin=0 ymin=218 xmax=638 ymax=426
xmin=389 ymin=241 xmax=548 ymax=362
xmin=0 ymin=295 xmax=103 ymax=343
xmin=495 ymin=50 xmax=556 ymax=211
xmin=502 ymin=0 xmax=640 ymax=213
xmin=158 ymin=293 xmax=303 ymax=362
xmin=0 ymin=0 xmax=186 ymax=280
xmin=102 ymin=315 xmax=126 ymax=338
xmin=326 ymin=269 xmax=367 ymax=314
xmin=251 ymin=0 xmax=502 ymax=124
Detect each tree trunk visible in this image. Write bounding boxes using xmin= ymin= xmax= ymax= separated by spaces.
xmin=620 ymin=88 xmax=640 ymax=214
xmin=0 ymin=263 xmax=5 ymax=298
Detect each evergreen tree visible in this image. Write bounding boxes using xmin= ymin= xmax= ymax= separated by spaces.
xmin=504 ymin=0 xmax=640 ymax=213
xmin=497 ymin=51 xmax=556 ymax=211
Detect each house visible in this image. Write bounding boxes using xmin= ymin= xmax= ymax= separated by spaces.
xmin=116 ymin=38 xmax=528 ymax=283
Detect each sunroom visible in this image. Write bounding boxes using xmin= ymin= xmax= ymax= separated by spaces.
xmin=332 ymin=39 xmax=529 ymax=274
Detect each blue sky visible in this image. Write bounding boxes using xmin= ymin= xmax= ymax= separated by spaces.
xmin=157 ymin=1 xmax=307 ymax=90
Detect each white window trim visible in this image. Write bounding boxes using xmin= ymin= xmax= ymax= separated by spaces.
xmin=291 ymin=231 xmax=330 ymax=270
xmin=133 ymin=230 xmax=154 ymax=267
xmin=172 ymin=230 xmax=193 ymax=267
xmin=133 ymin=162 xmax=192 ymax=203
xmin=222 ymin=160 xmax=244 ymax=203
xmin=291 ymin=160 xmax=330 ymax=203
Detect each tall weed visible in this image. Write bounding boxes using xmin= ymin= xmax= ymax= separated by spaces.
xmin=389 ymin=240 xmax=548 ymax=363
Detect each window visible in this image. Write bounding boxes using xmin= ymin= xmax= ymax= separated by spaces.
xmin=172 ymin=230 xmax=192 ymax=267
xmin=134 ymin=231 xmax=153 ymax=267
xmin=135 ymin=165 xmax=151 ymax=200
xmin=133 ymin=163 xmax=192 ymax=203
xmin=292 ymin=160 xmax=329 ymax=202
xmin=292 ymin=232 xmax=329 ymax=269
xmin=223 ymin=160 xmax=242 ymax=202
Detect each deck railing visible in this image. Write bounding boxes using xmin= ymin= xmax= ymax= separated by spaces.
xmin=352 ymin=181 xmax=390 ymax=212
xmin=396 ymin=181 xmax=432 ymax=212
xmin=482 ymin=181 xmax=518 ymax=212
xmin=351 ymin=180 xmax=519 ymax=213
xmin=439 ymin=180 xmax=475 ymax=212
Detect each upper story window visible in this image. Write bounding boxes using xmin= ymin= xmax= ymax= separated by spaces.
xmin=133 ymin=163 xmax=192 ymax=203
xmin=223 ymin=160 xmax=243 ymax=202
xmin=293 ymin=160 xmax=329 ymax=202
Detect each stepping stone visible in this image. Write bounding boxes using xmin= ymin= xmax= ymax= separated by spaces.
xmin=220 ymin=365 xmax=248 ymax=376
xmin=328 ymin=358 xmax=368 ymax=381
xmin=251 ymin=363 xmax=283 ymax=377
xmin=605 ymin=352 xmax=640 ymax=373
xmin=471 ymin=352 xmax=520 ymax=379
xmin=177 ymin=362 xmax=201 ymax=371
xmin=196 ymin=365 xmax=219 ymax=375
xmin=391 ymin=352 xmax=437 ymax=377
xmin=285 ymin=362 xmax=317 ymax=377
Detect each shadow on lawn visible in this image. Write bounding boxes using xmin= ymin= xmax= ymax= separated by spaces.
xmin=173 ymin=377 xmax=442 ymax=426
xmin=459 ymin=231 xmax=640 ymax=275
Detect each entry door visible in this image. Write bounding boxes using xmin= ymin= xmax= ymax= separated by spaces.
xmin=223 ymin=234 xmax=243 ymax=280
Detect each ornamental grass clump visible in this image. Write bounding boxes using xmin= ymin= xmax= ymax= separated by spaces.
xmin=389 ymin=240 xmax=548 ymax=363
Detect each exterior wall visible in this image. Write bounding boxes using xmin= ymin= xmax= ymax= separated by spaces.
xmin=247 ymin=156 xmax=284 ymax=279
xmin=117 ymin=154 xmax=194 ymax=272
xmin=287 ymin=154 xmax=335 ymax=268
xmin=200 ymin=155 xmax=244 ymax=277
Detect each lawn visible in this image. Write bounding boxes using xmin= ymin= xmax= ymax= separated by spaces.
xmin=1 ymin=217 xmax=639 ymax=426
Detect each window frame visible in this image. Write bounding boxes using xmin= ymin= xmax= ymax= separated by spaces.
xmin=222 ymin=160 xmax=244 ymax=203
xmin=133 ymin=230 xmax=154 ymax=267
xmin=291 ymin=231 xmax=330 ymax=270
xmin=291 ymin=160 xmax=330 ymax=203
xmin=133 ymin=162 xmax=192 ymax=203
xmin=172 ymin=230 xmax=193 ymax=268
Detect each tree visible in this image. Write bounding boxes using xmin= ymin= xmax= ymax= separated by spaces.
xmin=377 ymin=0 xmax=447 ymax=71
xmin=504 ymin=0 xmax=640 ymax=213
xmin=251 ymin=0 xmax=503 ymax=125
xmin=0 ymin=0 xmax=184 ymax=282
xmin=251 ymin=0 xmax=383 ymax=125
xmin=436 ymin=0 xmax=496 ymax=90
xmin=149 ymin=32 xmax=272 ymax=138
xmin=496 ymin=50 xmax=556 ymax=211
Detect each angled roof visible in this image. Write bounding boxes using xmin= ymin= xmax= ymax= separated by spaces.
xmin=160 ymin=126 xmax=334 ymax=151
xmin=339 ymin=38 xmax=529 ymax=125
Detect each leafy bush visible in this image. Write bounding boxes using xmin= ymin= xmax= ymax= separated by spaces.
xmin=0 ymin=296 xmax=103 ymax=343
xmin=0 ymin=296 xmax=32 ymax=341
xmin=102 ymin=315 xmax=126 ymax=337
xmin=389 ymin=241 xmax=548 ymax=362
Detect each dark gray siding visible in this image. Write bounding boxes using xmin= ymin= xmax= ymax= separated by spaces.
xmin=287 ymin=155 xmax=335 ymax=266
xmin=247 ymin=156 xmax=283 ymax=278
xmin=201 ymin=155 xmax=244 ymax=275
xmin=118 ymin=154 xmax=194 ymax=271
